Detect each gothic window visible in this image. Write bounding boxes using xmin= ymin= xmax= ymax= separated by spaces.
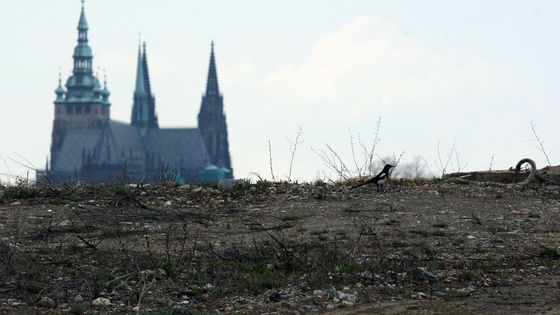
xmin=67 ymin=106 xmax=73 ymax=114
xmin=85 ymin=106 xmax=91 ymax=114
xmin=101 ymin=107 xmax=106 ymax=115
xmin=76 ymin=106 xmax=82 ymax=114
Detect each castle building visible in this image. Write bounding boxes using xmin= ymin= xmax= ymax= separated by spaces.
xmin=45 ymin=3 xmax=232 ymax=183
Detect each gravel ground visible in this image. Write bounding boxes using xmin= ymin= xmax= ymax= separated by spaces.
xmin=0 ymin=179 xmax=559 ymax=314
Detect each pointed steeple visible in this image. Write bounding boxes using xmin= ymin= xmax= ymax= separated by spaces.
xmin=78 ymin=0 xmax=88 ymax=32
xmin=134 ymin=44 xmax=147 ymax=96
xmin=73 ymin=0 xmax=93 ymax=74
xmin=60 ymin=4 xmax=108 ymax=106
xmin=131 ymin=41 xmax=158 ymax=129
xmin=198 ymin=41 xmax=232 ymax=176
xmin=205 ymin=41 xmax=220 ymax=95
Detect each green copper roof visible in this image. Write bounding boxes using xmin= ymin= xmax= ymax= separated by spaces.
xmin=93 ymin=77 xmax=102 ymax=93
xmin=55 ymin=2 xmax=110 ymax=106
xmin=78 ymin=4 xmax=88 ymax=31
xmin=55 ymin=85 xmax=66 ymax=95
xmin=134 ymin=46 xmax=147 ymax=96
xmin=55 ymin=76 xmax=66 ymax=101
xmin=131 ymin=42 xmax=158 ymax=129
xmin=73 ymin=44 xmax=93 ymax=58
xmin=55 ymin=74 xmax=65 ymax=94
xmin=102 ymin=76 xmax=110 ymax=98
xmin=74 ymin=1 xmax=92 ymax=60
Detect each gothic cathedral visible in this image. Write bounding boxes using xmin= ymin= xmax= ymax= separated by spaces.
xmin=44 ymin=3 xmax=233 ymax=184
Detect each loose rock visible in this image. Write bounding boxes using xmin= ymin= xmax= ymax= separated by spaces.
xmin=412 ymin=267 xmax=438 ymax=281
xmin=38 ymin=296 xmax=56 ymax=308
xmin=269 ymin=291 xmax=284 ymax=303
xmin=92 ymin=297 xmax=111 ymax=306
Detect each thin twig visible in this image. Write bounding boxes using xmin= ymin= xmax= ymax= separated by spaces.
xmin=530 ymin=121 xmax=552 ymax=167
xmin=268 ymin=140 xmax=276 ymax=181
xmin=287 ymin=125 xmax=304 ymax=182
xmin=437 ymin=139 xmax=456 ymax=177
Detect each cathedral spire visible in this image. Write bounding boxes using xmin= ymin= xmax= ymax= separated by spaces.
xmin=57 ymin=0 xmax=108 ymax=107
xmin=78 ymin=0 xmax=88 ymax=32
xmin=205 ymin=41 xmax=220 ymax=95
xmin=131 ymin=41 xmax=158 ymax=129
xmin=134 ymin=44 xmax=147 ymax=96
xmin=73 ymin=0 xmax=93 ymax=74
xmin=198 ymin=41 xmax=232 ymax=175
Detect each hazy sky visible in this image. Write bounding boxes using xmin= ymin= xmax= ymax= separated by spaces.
xmin=1 ymin=0 xmax=559 ymax=182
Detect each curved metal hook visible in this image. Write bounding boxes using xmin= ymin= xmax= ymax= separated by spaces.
xmin=514 ymin=158 xmax=537 ymax=187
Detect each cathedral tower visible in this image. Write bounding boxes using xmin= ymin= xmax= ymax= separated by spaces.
xmin=51 ymin=2 xmax=110 ymax=163
xmin=197 ymin=42 xmax=232 ymax=175
xmin=131 ymin=42 xmax=158 ymax=131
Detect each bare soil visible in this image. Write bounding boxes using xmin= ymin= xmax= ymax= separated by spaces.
xmin=0 ymin=179 xmax=559 ymax=314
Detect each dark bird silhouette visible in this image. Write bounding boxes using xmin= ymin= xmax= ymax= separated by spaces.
xmin=351 ymin=164 xmax=394 ymax=192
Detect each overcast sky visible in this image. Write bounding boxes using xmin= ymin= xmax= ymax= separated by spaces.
xmin=1 ymin=0 xmax=559 ymax=182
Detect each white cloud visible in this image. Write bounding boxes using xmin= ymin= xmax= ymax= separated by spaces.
xmin=227 ymin=16 xmax=509 ymax=110
xmin=222 ymin=15 xmax=516 ymax=180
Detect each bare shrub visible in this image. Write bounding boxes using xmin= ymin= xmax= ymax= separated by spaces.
xmin=268 ymin=125 xmax=304 ymax=182
xmin=312 ymin=117 xmax=385 ymax=180
xmin=435 ymin=139 xmax=467 ymax=177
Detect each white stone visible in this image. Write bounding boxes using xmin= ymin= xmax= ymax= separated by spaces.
xmin=92 ymin=297 xmax=111 ymax=306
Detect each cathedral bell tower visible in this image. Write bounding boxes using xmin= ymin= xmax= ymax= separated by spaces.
xmin=197 ymin=42 xmax=233 ymax=176
xmin=51 ymin=1 xmax=110 ymax=164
